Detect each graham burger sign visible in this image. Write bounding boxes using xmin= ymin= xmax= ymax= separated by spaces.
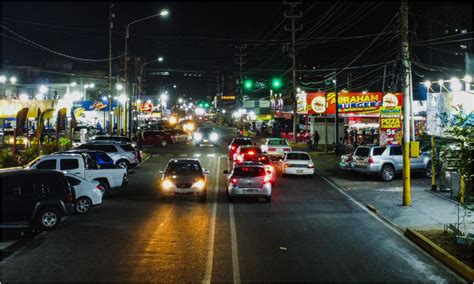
xmin=302 ymin=92 xmax=403 ymax=115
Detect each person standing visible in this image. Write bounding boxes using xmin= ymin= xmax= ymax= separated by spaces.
xmin=313 ymin=130 xmax=320 ymax=151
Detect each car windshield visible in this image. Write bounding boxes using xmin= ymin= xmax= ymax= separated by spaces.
xmin=268 ymin=139 xmax=288 ymax=146
xmin=354 ymin=147 xmax=371 ymax=157
xmin=233 ymin=139 xmax=253 ymax=146
xmin=166 ymin=162 xmax=202 ymax=175
xmin=286 ymin=153 xmax=310 ymax=160
xmin=245 ymin=156 xmax=271 ymax=165
xmin=233 ymin=167 xmax=266 ymax=177
xmin=199 ymin=128 xmax=214 ymax=134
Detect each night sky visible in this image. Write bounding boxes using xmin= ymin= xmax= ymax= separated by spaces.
xmin=1 ymin=1 xmax=472 ymax=100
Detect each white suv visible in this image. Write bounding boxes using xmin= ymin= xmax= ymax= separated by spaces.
xmin=75 ymin=143 xmax=139 ymax=170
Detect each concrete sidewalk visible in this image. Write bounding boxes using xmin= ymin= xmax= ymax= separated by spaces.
xmin=301 ymin=149 xmax=474 ymax=235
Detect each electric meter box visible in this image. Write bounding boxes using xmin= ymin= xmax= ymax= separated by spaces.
xmin=410 ymin=141 xmax=420 ymax=158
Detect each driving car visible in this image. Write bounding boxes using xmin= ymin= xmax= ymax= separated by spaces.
xmin=159 ymin=159 xmax=209 ymax=202
xmin=165 ymin=129 xmax=191 ymax=143
xmin=260 ymin=138 xmax=292 ymax=158
xmin=278 ymin=151 xmax=315 ymax=176
xmin=240 ymin=154 xmax=276 ymax=185
xmin=137 ymin=130 xmax=175 ymax=147
xmin=65 ymin=174 xmax=104 ymax=214
xmin=224 ymin=162 xmax=272 ymax=203
xmin=228 ymin=137 xmax=254 ymax=159
xmin=233 ymin=145 xmax=263 ymax=163
xmin=193 ymin=127 xmax=219 ymax=146
xmin=351 ymin=145 xmax=432 ymax=181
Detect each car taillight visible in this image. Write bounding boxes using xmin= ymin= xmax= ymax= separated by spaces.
xmin=230 ymin=177 xmax=238 ymax=186
xmin=307 ymin=163 xmax=314 ymax=168
xmin=264 ymin=173 xmax=271 ymax=183
xmin=265 ymin=165 xmax=274 ymax=172
xmin=269 ymin=148 xmax=276 ymax=151
xmin=231 ymin=146 xmax=236 ymax=150
xmin=368 ymin=156 xmax=374 ymax=164
xmin=347 ymin=155 xmax=353 ymax=162
xmin=96 ymin=185 xmax=105 ymax=192
xmin=284 ymin=148 xmax=291 ymax=152
xmin=248 ymin=151 xmax=255 ymax=156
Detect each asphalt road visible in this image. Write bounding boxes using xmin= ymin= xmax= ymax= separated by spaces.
xmin=0 ymin=127 xmax=462 ymax=282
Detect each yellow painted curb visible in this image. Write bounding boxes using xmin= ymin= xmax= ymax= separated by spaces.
xmin=405 ymin=228 xmax=474 ymax=281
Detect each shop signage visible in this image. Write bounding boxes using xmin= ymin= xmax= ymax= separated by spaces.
xmin=256 ymin=114 xmax=273 ymax=121
xmin=221 ymin=96 xmax=236 ymax=100
xmin=380 ymin=106 xmax=402 ymax=129
xmin=379 ymin=93 xmax=403 ymax=146
xmin=140 ymin=102 xmax=153 ymax=112
xmin=0 ymin=100 xmax=55 ymax=118
xmin=305 ymin=92 xmax=327 ymax=114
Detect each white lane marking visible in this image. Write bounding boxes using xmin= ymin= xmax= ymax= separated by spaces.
xmin=194 ymin=154 xmax=202 ymax=158
xmin=202 ymin=156 xmax=220 ymax=284
xmin=229 ymin=203 xmax=241 ymax=283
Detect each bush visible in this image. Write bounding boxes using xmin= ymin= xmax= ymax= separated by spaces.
xmin=58 ymin=137 xmax=72 ymax=151
xmin=20 ymin=145 xmax=40 ymax=165
xmin=41 ymin=141 xmax=59 ymax=155
xmin=0 ymin=149 xmax=19 ymax=168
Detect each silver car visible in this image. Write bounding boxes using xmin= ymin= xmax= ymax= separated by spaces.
xmin=224 ymin=162 xmax=272 ymax=202
xmin=351 ymin=145 xmax=432 ymax=181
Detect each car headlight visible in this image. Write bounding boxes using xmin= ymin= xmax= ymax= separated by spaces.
xmin=192 ymin=179 xmax=205 ymax=190
xmin=210 ymin=133 xmax=218 ymax=141
xmin=194 ymin=133 xmax=203 ymax=141
xmin=162 ymin=179 xmax=174 ymax=190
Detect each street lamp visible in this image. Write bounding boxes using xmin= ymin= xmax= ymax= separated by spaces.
xmin=9 ymin=77 xmax=17 ymax=84
xmin=125 ymin=9 xmax=170 ymax=137
xmin=158 ymin=57 xmax=164 ymax=62
xmin=116 ymin=83 xmax=124 ymax=91
xmin=0 ymin=75 xmax=6 ymax=84
xmin=19 ymin=93 xmax=29 ymax=102
xmin=160 ymin=93 xmax=168 ymax=102
xmin=70 ymin=82 xmax=77 ymax=87
xmin=39 ymin=85 xmax=48 ymax=94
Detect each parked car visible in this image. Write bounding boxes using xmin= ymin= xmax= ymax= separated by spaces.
xmin=228 ymin=137 xmax=254 ymax=159
xmin=278 ymin=151 xmax=315 ymax=177
xmin=339 ymin=152 xmax=354 ymax=171
xmin=90 ymin=135 xmax=137 ymax=148
xmin=240 ymin=154 xmax=276 ymax=185
xmin=193 ymin=127 xmax=219 ymax=147
xmin=351 ymin=145 xmax=432 ymax=182
xmin=137 ymin=130 xmax=175 ymax=147
xmin=26 ymin=153 xmax=128 ymax=194
xmin=60 ymin=150 xmax=116 ymax=169
xmin=260 ymin=138 xmax=292 ymax=159
xmin=159 ymin=159 xmax=209 ymax=202
xmin=165 ymin=129 xmax=191 ymax=143
xmin=1 ymin=169 xmax=75 ymax=231
xmin=223 ymin=162 xmax=272 ymax=203
xmin=75 ymin=143 xmax=140 ymax=170
xmin=65 ymin=174 xmax=104 ymax=214
xmin=233 ymin=145 xmax=263 ymax=163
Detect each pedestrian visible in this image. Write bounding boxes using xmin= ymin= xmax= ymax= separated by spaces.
xmin=313 ymin=130 xmax=320 ymax=151
xmin=343 ymin=128 xmax=349 ymax=145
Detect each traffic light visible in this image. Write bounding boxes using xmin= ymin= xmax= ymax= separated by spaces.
xmin=204 ymin=103 xmax=210 ymax=108
xmin=271 ymin=78 xmax=282 ymax=90
xmin=243 ymin=79 xmax=253 ymax=90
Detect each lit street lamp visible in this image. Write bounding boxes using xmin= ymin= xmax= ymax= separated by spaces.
xmin=9 ymin=77 xmax=17 ymax=84
xmin=0 ymin=75 xmax=6 ymax=84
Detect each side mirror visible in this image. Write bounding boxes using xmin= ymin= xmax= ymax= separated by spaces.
xmin=223 ymin=170 xmax=229 ymax=175
xmin=204 ymin=169 xmax=210 ymax=175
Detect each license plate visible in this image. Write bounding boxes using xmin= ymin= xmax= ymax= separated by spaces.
xmin=246 ymin=189 xmax=258 ymax=193
xmin=296 ymin=170 xmax=303 ymax=174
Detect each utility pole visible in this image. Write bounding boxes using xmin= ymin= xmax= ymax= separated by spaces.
xmin=284 ymin=0 xmax=302 ymax=143
xmin=334 ymin=72 xmax=339 ymax=146
xmin=108 ymin=1 xmax=114 ymax=135
xmin=401 ymin=0 xmax=411 ymax=206
xmin=235 ymin=45 xmax=247 ymax=107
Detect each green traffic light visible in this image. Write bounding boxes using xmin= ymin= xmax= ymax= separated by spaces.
xmin=244 ymin=79 xmax=253 ymax=90
xmin=272 ymin=78 xmax=282 ymax=89
xmin=204 ymin=103 xmax=210 ymax=108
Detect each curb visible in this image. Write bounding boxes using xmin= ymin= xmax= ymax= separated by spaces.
xmin=405 ymin=228 xmax=474 ymax=282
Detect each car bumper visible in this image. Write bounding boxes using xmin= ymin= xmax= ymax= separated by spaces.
xmin=228 ymin=184 xmax=272 ymax=197
xmin=161 ymin=186 xmax=206 ymax=196
xmin=283 ymin=168 xmax=314 ymax=175
xmin=352 ymin=164 xmax=382 ymax=173
xmin=339 ymin=162 xmax=353 ymax=170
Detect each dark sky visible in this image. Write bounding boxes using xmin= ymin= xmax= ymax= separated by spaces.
xmin=1 ymin=1 xmax=472 ymax=99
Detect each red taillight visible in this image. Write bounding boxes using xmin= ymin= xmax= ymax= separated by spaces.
xmin=368 ymin=156 xmax=374 ymax=164
xmin=230 ymin=177 xmax=238 ymax=186
xmin=268 ymin=148 xmax=276 ymax=151
xmin=231 ymin=146 xmax=236 ymax=150
xmin=347 ymin=155 xmax=353 ymax=162
xmin=96 ymin=185 xmax=105 ymax=192
xmin=265 ymin=165 xmax=274 ymax=172
xmin=248 ymin=151 xmax=255 ymax=156
xmin=264 ymin=173 xmax=271 ymax=183
xmin=284 ymin=148 xmax=291 ymax=152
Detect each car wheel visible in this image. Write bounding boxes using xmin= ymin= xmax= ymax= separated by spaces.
xmin=425 ymin=162 xmax=432 ymax=178
xmin=264 ymin=196 xmax=272 ymax=203
xmin=116 ymin=160 xmax=129 ymax=171
xmin=161 ymin=140 xmax=168 ymax=147
xmin=35 ymin=207 xmax=61 ymax=231
xmin=75 ymin=197 xmax=92 ymax=214
xmin=381 ymin=164 xmax=395 ymax=182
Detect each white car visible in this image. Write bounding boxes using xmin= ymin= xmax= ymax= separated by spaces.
xmin=260 ymin=138 xmax=292 ymax=158
xmin=279 ymin=151 xmax=315 ymax=176
xmin=65 ymin=174 xmax=104 ymax=214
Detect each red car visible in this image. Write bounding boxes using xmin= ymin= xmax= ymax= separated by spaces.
xmin=137 ymin=131 xmax=175 ymax=147
xmin=233 ymin=145 xmax=263 ymax=163
xmin=228 ymin=137 xmax=254 ymax=159
xmin=240 ymin=154 xmax=276 ymax=185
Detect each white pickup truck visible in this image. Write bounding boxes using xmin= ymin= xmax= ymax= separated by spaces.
xmin=26 ymin=153 xmax=128 ymax=194
xmin=260 ymin=138 xmax=292 ymax=159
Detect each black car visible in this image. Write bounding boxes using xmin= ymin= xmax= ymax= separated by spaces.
xmin=1 ymin=169 xmax=75 ymax=231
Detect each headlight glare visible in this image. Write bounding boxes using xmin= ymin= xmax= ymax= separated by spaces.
xmin=162 ymin=179 xmax=174 ymax=190
xmin=210 ymin=133 xmax=218 ymax=141
xmin=192 ymin=180 xmax=205 ymax=190
xmin=194 ymin=133 xmax=203 ymax=141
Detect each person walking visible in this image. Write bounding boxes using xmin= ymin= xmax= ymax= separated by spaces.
xmin=313 ymin=130 xmax=320 ymax=151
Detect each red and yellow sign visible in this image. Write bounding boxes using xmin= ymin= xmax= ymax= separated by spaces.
xmin=140 ymin=102 xmax=153 ymax=112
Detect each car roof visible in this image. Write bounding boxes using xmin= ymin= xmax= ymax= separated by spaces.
xmin=234 ymin=162 xmax=264 ymax=167
xmin=168 ymin=159 xmax=200 ymax=163
xmin=42 ymin=153 xmax=84 ymax=158
xmin=0 ymin=169 xmax=63 ymax=177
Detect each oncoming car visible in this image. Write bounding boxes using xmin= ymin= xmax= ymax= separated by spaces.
xmin=159 ymin=159 xmax=209 ymax=202
xmin=193 ymin=127 xmax=219 ymax=146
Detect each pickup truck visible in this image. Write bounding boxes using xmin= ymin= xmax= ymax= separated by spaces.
xmin=260 ymin=138 xmax=292 ymax=159
xmin=26 ymin=153 xmax=128 ymax=194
